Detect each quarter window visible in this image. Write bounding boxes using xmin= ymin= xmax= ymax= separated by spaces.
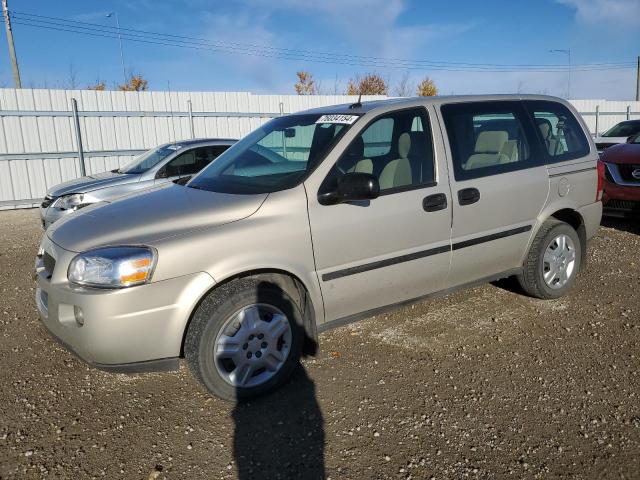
xmin=441 ymin=101 xmax=535 ymax=181
xmin=326 ymin=108 xmax=435 ymax=194
xmin=523 ymin=101 xmax=590 ymax=162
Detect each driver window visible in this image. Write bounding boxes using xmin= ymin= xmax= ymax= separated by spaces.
xmin=328 ymin=108 xmax=435 ymax=193
xmin=163 ymin=150 xmax=196 ymax=177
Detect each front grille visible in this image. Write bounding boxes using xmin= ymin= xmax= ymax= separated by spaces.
xmin=617 ymin=164 xmax=640 ymax=183
xmin=43 ymin=252 xmax=56 ymax=277
xmin=41 ymin=196 xmax=55 ymax=208
xmin=605 ymin=199 xmax=640 ymax=211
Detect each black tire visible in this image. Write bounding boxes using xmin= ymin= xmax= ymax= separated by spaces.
xmin=517 ymin=219 xmax=582 ymax=300
xmin=185 ymin=278 xmax=304 ymax=401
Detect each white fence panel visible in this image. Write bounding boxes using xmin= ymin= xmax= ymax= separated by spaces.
xmin=0 ymin=87 xmax=637 ymax=209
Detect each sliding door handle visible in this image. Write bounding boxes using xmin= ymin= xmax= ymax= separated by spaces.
xmin=458 ymin=187 xmax=480 ymax=206
xmin=423 ymin=193 xmax=447 ymax=212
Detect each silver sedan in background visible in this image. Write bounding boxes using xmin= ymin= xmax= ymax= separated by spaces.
xmin=40 ymin=138 xmax=236 ymax=228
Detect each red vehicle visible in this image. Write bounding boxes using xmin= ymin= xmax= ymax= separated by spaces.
xmin=600 ymin=134 xmax=640 ymax=217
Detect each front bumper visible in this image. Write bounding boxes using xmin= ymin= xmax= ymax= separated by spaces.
xmin=35 ymin=242 xmax=216 ymax=370
xmin=602 ymin=179 xmax=640 ymax=217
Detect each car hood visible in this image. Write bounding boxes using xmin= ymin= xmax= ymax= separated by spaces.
xmin=46 ymin=171 xmax=138 ymax=197
xmin=600 ymin=143 xmax=640 ymax=164
xmin=594 ymin=136 xmax=627 ymax=146
xmin=47 ymin=184 xmax=268 ymax=252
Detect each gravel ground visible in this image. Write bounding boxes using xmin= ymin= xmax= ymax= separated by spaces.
xmin=0 ymin=209 xmax=639 ymax=480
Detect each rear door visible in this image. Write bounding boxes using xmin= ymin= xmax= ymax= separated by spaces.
xmin=306 ymin=107 xmax=453 ymax=323
xmin=438 ymin=100 xmax=550 ymax=287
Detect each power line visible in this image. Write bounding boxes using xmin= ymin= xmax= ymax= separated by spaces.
xmin=5 ymin=10 xmax=637 ymax=72
xmin=12 ymin=10 xmax=635 ymax=69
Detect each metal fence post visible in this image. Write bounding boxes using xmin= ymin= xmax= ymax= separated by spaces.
xmin=594 ymin=105 xmax=600 ymax=137
xmin=279 ymin=102 xmax=284 ymax=117
xmin=627 ymin=105 xmax=631 ymax=121
xmin=71 ymin=98 xmax=86 ymax=176
xmin=187 ymin=99 xmax=195 ymax=139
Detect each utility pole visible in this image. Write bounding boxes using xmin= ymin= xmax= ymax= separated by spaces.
xmin=636 ymin=56 xmax=639 ymax=102
xmin=1 ymin=0 xmax=21 ymax=88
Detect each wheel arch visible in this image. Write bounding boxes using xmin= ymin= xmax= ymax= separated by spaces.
xmin=180 ymin=268 xmax=320 ymax=359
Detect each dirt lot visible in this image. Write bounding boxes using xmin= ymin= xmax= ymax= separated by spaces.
xmin=0 ymin=209 xmax=639 ymax=480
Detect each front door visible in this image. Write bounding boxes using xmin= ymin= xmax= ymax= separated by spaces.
xmin=306 ymin=107 xmax=453 ymax=323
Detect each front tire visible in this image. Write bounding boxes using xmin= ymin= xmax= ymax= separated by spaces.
xmin=185 ymin=278 xmax=304 ymax=401
xmin=517 ymin=220 xmax=581 ymax=299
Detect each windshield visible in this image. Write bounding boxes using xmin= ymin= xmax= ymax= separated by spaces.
xmin=188 ymin=113 xmax=358 ymax=194
xmin=119 ymin=144 xmax=183 ymax=174
xmin=602 ymin=121 xmax=640 ymax=138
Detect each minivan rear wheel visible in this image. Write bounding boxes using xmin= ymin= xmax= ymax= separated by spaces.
xmin=517 ymin=219 xmax=582 ymax=299
xmin=184 ymin=278 xmax=304 ymax=401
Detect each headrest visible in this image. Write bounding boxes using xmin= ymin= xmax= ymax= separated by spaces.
xmin=346 ymin=136 xmax=364 ymax=159
xmin=536 ymin=119 xmax=552 ymax=139
xmin=398 ymin=132 xmax=411 ymax=158
xmin=475 ymin=131 xmax=508 ymax=153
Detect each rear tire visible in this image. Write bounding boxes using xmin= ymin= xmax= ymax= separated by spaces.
xmin=517 ymin=220 xmax=581 ymax=299
xmin=185 ymin=278 xmax=304 ymax=401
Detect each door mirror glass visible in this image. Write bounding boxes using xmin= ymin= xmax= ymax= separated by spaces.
xmin=318 ymin=172 xmax=380 ymax=205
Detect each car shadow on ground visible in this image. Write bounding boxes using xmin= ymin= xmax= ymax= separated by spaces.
xmin=232 ymin=366 xmax=325 ymax=479
xmin=600 ymin=216 xmax=640 ymax=235
xmin=232 ymin=281 xmax=325 ymax=480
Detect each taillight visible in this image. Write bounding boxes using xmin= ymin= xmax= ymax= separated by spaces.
xmin=596 ymin=160 xmax=605 ymax=201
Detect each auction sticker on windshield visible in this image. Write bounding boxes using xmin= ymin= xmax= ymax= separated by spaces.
xmin=316 ymin=114 xmax=359 ymax=125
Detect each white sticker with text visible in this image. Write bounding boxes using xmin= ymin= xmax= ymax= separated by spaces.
xmin=316 ymin=114 xmax=359 ymax=125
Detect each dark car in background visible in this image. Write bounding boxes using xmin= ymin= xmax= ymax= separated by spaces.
xmin=40 ymin=138 xmax=236 ymax=228
xmin=595 ymin=120 xmax=640 ymax=153
xmin=600 ymin=134 xmax=640 ymax=216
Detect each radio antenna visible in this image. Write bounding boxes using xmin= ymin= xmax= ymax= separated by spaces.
xmin=349 ymin=92 xmax=362 ymax=109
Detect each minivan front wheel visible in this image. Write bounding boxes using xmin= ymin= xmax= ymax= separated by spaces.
xmin=517 ymin=220 xmax=582 ymax=299
xmin=185 ymin=278 xmax=304 ymax=401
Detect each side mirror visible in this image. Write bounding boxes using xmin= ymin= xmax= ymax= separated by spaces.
xmin=318 ymin=172 xmax=380 ymax=206
xmin=173 ymin=175 xmax=192 ymax=185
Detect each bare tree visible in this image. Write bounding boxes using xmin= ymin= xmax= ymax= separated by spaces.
xmin=346 ymin=73 xmax=388 ymax=95
xmin=67 ymin=63 xmax=78 ymax=89
xmin=416 ymin=76 xmax=438 ymax=96
xmin=88 ymin=79 xmax=107 ymax=91
xmin=393 ymin=71 xmax=414 ymax=97
xmin=294 ymin=71 xmax=317 ymax=95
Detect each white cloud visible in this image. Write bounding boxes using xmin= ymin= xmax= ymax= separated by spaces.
xmin=244 ymin=0 xmax=475 ymax=60
xmin=557 ymin=0 xmax=640 ymax=26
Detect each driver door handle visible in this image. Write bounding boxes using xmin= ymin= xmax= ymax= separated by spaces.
xmin=423 ymin=193 xmax=447 ymax=212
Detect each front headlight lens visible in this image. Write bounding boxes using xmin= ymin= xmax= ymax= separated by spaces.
xmin=68 ymin=247 xmax=156 ymax=288
xmin=55 ymin=193 xmax=90 ymax=211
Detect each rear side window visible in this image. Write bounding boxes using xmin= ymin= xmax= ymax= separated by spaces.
xmin=523 ymin=101 xmax=590 ymax=163
xmin=441 ymin=101 xmax=536 ymax=181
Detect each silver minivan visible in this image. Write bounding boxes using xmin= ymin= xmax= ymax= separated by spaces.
xmin=40 ymin=138 xmax=235 ymax=228
xmin=35 ymin=95 xmax=602 ymax=400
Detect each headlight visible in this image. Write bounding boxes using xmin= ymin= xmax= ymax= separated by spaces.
xmin=68 ymin=246 xmax=157 ymax=288
xmin=55 ymin=193 xmax=91 ymax=211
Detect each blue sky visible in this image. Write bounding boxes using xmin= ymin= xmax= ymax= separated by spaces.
xmin=1 ymin=0 xmax=639 ymax=99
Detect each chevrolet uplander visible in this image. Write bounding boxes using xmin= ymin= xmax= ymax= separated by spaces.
xmin=35 ymin=95 xmax=602 ymax=400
